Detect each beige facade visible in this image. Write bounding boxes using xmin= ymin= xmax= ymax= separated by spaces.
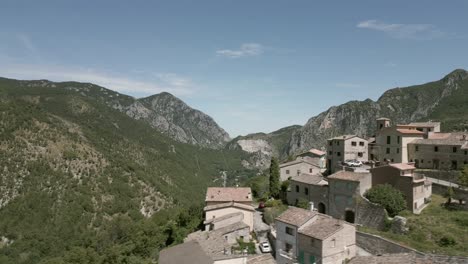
xmin=326 ymin=135 xmax=368 ymax=174
xmin=408 ymin=133 xmax=468 ymax=170
xmin=275 ymin=207 xmax=356 ymax=264
xmin=373 ymin=126 xmax=423 ymax=164
xmin=280 ymin=157 xmax=322 ymax=182
xmin=370 ymin=163 xmax=432 ymax=214
xmin=204 ymin=202 xmax=255 ymax=231
xmin=297 ymin=149 xmax=327 ymax=171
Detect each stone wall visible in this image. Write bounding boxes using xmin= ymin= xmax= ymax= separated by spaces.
xmin=355 ymin=197 xmax=387 ymax=230
xmin=432 ymin=182 xmax=468 ymax=203
xmin=356 ymin=231 xmax=424 ymax=256
xmin=416 ymin=169 xmax=460 ymax=182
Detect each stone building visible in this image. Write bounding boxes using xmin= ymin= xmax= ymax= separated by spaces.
xmin=297 ymin=148 xmax=327 ymax=172
xmin=275 ymin=207 xmax=356 ymax=264
xmin=408 ymin=132 xmax=468 ymax=169
xmin=280 ymin=157 xmax=322 ymax=182
xmin=370 ymin=163 xmax=432 ymax=214
xmin=327 ymin=170 xmax=372 ymax=223
xmin=287 ymin=173 xmax=329 ymax=214
xmin=204 ymin=187 xmax=254 ymax=231
xmin=326 ymin=135 xmax=368 ymax=174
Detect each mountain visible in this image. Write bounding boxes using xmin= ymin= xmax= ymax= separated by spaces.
xmin=227 ymin=125 xmax=301 ymax=169
xmin=287 ymin=69 xmax=468 ymax=155
xmin=60 ymin=83 xmax=230 ymax=149
xmin=0 ymin=77 xmax=252 ymax=263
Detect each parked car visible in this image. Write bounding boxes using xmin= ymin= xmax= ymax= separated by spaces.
xmin=351 ymin=160 xmax=363 ymax=167
xmin=259 ymin=241 xmax=272 ymax=253
xmin=343 ymin=159 xmax=362 ymax=167
xmin=343 ymin=160 xmax=354 ymax=167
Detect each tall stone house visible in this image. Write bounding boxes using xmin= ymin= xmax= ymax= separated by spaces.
xmin=275 ymin=207 xmax=356 ymax=264
xmin=326 ymin=135 xmax=368 ymax=174
xmin=287 ymin=174 xmax=329 ymax=213
xmin=296 ymin=148 xmax=327 ymax=171
xmin=370 ymin=163 xmax=432 ymax=214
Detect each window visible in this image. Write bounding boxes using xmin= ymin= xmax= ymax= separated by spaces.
xmin=434 ymin=146 xmax=439 ymax=152
xmin=336 ymin=141 xmax=340 ymax=146
xmin=453 ymin=147 xmax=457 ymax=153
xmin=309 ymin=168 xmax=313 ymax=173
xmin=359 ymin=141 xmax=365 ymax=146
xmin=351 ymin=141 xmax=357 ymax=146
xmin=358 ymin=152 xmax=363 ymax=157
xmin=286 ymin=170 xmax=290 ymax=175
xmin=396 ymin=148 xmax=400 ymax=154
xmin=421 ymin=159 xmax=424 ymax=163
xmin=397 ymin=136 xmax=400 ymax=144
xmin=331 ymin=239 xmax=336 ymax=248
xmin=296 ymin=185 xmax=300 ymax=193
xmin=415 ymin=145 xmax=419 ymax=151
xmin=305 ymin=187 xmax=309 ymax=195
xmin=452 ymin=160 xmax=457 ymax=169
xmin=465 ymin=150 xmax=468 ymax=155
xmin=329 ymin=151 xmax=332 ymax=155
xmin=285 ymin=242 xmax=293 ymax=252
xmin=387 ymin=136 xmax=391 ymax=144
xmin=337 ymin=152 xmax=341 ymax=157
xmin=310 ymin=238 xmax=316 ymax=246
xmin=386 ymin=148 xmax=390 ymax=154
xmin=285 ymin=227 xmax=294 ymax=236
xmin=391 ymin=158 xmax=394 ymax=162
xmin=329 ymin=141 xmax=332 ymax=146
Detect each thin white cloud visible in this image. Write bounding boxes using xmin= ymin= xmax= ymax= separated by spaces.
xmin=16 ymin=33 xmax=37 ymax=53
xmin=357 ymin=20 xmax=445 ymax=40
xmin=335 ymin=83 xmax=362 ymax=88
xmin=216 ymin=43 xmax=264 ymax=58
xmin=0 ymin=63 xmax=195 ymax=97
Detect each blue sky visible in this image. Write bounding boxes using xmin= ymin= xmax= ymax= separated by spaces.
xmin=1 ymin=0 xmax=468 ymax=137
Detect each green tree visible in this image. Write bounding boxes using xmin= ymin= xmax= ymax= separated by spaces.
xmin=296 ymin=198 xmax=310 ymax=210
xmin=364 ymin=184 xmax=407 ymax=217
xmin=269 ymin=157 xmax=280 ymax=198
xmin=445 ymin=186 xmax=454 ymax=204
xmin=458 ymin=165 xmax=468 ymax=187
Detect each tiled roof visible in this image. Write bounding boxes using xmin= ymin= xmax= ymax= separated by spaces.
xmin=248 ymin=254 xmax=276 ymax=264
xmin=407 ymin=122 xmax=440 ymax=128
xmin=410 ymin=132 xmax=468 ymax=147
xmin=204 ymin=202 xmax=255 ymax=212
xmin=307 ymin=148 xmax=326 ymax=156
xmin=279 ymin=157 xmax=320 ymax=168
xmin=395 ymin=128 xmax=425 ymax=135
xmin=276 ymin=207 xmax=317 ymax=227
xmin=389 ymin=163 xmax=416 ymax=171
xmin=348 ymin=253 xmax=468 ymax=264
xmin=159 ymin=240 xmax=213 ymax=264
xmin=205 ymin=187 xmax=252 ymax=203
xmin=328 ymin=135 xmax=359 ymax=141
xmin=328 ymin=170 xmax=369 ymax=182
xmin=203 ymin=212 xmax=243 ymax=225
xmin=298 ymin=215 xmax=345 ymax=240
xmin=290 ymin=173 xmax=328 ymax=185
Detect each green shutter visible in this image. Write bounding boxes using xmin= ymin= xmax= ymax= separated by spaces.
xmin=309 ymin=255 xmax=316 ymax=264
xmin=298 ymin=250 xmax=305 ymax=264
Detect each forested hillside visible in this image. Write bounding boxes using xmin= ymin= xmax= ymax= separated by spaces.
xmin=0 ymin=78 xmax=253 ymax=263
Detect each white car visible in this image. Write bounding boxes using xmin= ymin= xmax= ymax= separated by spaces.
xmin=344 ymin=160 xmax=362 ymax=167
xmin=259 ymin=242 xmax=272 ymax=253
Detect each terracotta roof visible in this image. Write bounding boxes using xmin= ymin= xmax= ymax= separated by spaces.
xmin=204 ymin=202 xmax=255 ymax=212
xmin=328 ymin=170 xmax=369 ymax=182
xmin=307 ymin=148 xmax=326 ymax=156
xmin=298 ymin=215 xmax=345 ymax=240
xmin=205 ymin=187 xmax=252 ymax=203
xmin=395 ymin=128 xmax=425 ymax=135
xmin=389 ymin=163 xmax=416 ymax=171
xmin=280 ymin=157 xmax=320 ymax=168
xmin=159 ymin=240 xmax=213 ymax=264
xmin=276 ymin=207 xmax=317 ymax=227
xmin=410 ymin=132 xmax=468 ymax=147
xmin=290 ymin=173 xmax=328 ymax=185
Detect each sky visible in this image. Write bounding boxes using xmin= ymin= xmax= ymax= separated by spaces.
xmin=1 ymin=0 xmax=468 ymax=137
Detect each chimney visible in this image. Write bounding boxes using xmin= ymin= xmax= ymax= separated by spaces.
xmin=309 ymin=202 xmax=314 ymax=211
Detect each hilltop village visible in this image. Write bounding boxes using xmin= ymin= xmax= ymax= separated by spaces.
xmin=160 ymin=118 xmax=468 ymax=264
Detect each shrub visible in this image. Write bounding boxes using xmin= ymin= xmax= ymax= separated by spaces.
xmin=296 ymin=198 xmax=310 ymax=210
xmin=438 ymin=236 xmax=457 ymax=247
xmin=364 ymin=184 xmax=406 ymax=217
